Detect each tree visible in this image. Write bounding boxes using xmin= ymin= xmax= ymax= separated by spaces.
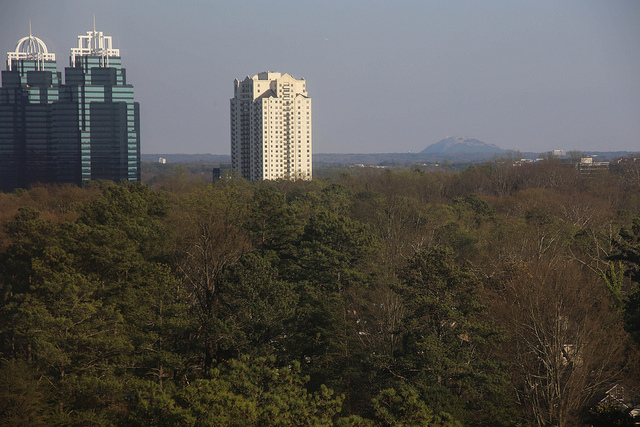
xmin=371 ymin=386 xmax=462 ymax=427
xmin=490 ymin=259 xmax=630 ymax=426
xmin=0 ymin=184 xmax=191 ymax=423
xmin=283 ymin=211 xmax=378 ymax=411
xmin=129 ymin=356 xmax=343 ymax=426
xmin=288 ymin=211 xmax=376 ymax=292
xmin=611 ymin=217 xmax=640 ymax=285
xmin=77 ymin=181 xmax=172 ymax=261
xmin=212 ymin=253 xmax=298 ymax=360
xmin=0 ymin=359 xmax=51 ymax=426
xmin=391 ymin=248 xmax=515 ymax=425
xmin=245 ymin=187 xmax=302 ymax=253
xmin=610 ymin=217 xmax=640 ymax=345
xmin=171 ymin=184 xmax=252 ymax=371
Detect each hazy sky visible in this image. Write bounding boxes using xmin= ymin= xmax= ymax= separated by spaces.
xmin=2 ymin=0 xmax=639 ymax=154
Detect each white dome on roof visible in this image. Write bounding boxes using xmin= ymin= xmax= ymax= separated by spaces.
xmin=7 ymin=31 xmax=56 ymax=71
xmin=14 ymin=35 xmax=50 ymax=57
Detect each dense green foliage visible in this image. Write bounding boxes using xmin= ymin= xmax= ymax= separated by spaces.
xmin=1 ymin=158 xmax=640 ymax=426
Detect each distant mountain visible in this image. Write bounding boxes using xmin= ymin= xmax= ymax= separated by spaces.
xmin=421 ymin=137 xmax=506 ymax=154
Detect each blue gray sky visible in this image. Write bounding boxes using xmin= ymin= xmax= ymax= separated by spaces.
xmin=2 ymin=0 xmax=639 ymax=154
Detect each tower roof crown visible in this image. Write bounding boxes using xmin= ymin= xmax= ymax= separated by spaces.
xmin=70 ymin=22 xmax=120 ymax=68
xmin=7 ymin=25 xmax=55 ymax=71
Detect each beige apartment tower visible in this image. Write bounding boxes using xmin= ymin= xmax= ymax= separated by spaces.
xmin=230 ymin=72 xmax=312 ymax=181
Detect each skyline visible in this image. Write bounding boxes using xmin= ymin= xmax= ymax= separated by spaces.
xmin=1 ymin=0 xmax=639 ymax=155
xmin=0 ymin=25 xmax=140 ymax=191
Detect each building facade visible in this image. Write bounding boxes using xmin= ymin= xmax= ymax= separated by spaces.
xmin=0 ymin=31 xmax=61 ymax=191
xmin=62 ymin=28 xmax=140 ymax=183
xmin=230 ymin=72 xmax=311 ymax=181
xmin=0 ymin=26 xmax=140 ymax=192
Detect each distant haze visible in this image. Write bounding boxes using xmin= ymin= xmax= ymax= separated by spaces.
xmin=2 ymin=1 xmax=639 ymax=154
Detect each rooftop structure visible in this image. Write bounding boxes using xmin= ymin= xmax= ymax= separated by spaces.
xmin=70 ymin=21 xmax=120 ymax=67
xmin=7 ymin=23 xmax=55 ymax=71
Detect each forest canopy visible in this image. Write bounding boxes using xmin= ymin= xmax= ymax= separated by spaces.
xmin=1 ymin=157 xmax=640 ymax=426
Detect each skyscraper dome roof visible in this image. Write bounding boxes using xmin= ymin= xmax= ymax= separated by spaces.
xmin=7 ymin=26 xmax=56 ymax=70
xmin=14 ymin=34 xmax=50 ymax=57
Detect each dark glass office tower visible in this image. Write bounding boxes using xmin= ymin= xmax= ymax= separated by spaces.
xmin=60 ymin=28 xmax=140 ymax=183
xmin=0 ymin=26 xmax=140 ymax=192
xmin=0 ymin=32 xmax=61 ymax=191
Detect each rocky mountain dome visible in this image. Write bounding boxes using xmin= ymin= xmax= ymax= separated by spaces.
xmin=420 ymin=137 xmax=506 ymax=154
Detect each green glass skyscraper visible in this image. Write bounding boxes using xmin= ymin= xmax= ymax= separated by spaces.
xmin=61 ymin=27 xmax=140 ymax=183
xmin=0 ymin=25 xmax=140 ymax=192
xmin=0 ymin=30 xmax=61 ymax=191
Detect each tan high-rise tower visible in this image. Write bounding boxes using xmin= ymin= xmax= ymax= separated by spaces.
xmin=230 ymin=72 xmax=311 ymax=181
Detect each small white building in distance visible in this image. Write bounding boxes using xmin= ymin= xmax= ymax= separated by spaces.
xmin=230 ymin=72 xmax=312 ymax=181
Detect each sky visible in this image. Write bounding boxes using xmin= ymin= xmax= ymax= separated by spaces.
xmin=1 ymin=0 xmax=639 ymax=154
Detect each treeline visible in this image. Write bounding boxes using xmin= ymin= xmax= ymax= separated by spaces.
xmin=1 ymin=158 xmax=640 ymax=426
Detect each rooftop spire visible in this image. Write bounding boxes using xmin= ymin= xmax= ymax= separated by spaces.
xmin=70 ymin=20 xmax=119 ymax=67
xmin=7 ymin=22 xmax=55 ymax=71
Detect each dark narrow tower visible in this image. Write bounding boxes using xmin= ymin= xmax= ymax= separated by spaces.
xmin=0 ymin=28 xmax=61 ymax=191
xmin=60 ymin=26 xmax=140 ymax=183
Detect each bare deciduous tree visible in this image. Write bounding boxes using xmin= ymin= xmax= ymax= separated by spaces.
xmin=171 ymin=183 xmax=252 ymax=371
xmin=489 ymin=259 xmax=630 ymax=426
